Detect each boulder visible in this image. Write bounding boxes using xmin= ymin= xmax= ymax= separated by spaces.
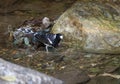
xmin=87 ymin=76 xmax=120 ymax=84
xmin=52 ymin=1 xmax=120 ymax=54
xmin=0 ymin=58 xmax=63 ymax=84
xmin=54 ymin=69 xmax=90 ymax=84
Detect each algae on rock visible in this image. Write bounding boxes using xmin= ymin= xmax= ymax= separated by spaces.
xmin=52 ymin=1 xmax=120 ymax=54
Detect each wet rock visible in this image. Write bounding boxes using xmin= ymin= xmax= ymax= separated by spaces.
xmin=54 ymin=69 xmax=90 ymax=84
xmin=87 ymin=76 xmax=120 ymax=84
xmin=89 ymin=67 xmax=101 ymax=73
xmin=84 ymin=54 xmax=93 ymax=58
xmin=0 ymin=58 xmax=63 ymax=84
xmin=52 ymin=1 xmax=120 ymax=54
xmin=0 ymin=0 xmax=19 ymax=8
xmin=55 ymin=0 xmax=62 ymax=2
xmin=104 ymin=66 xmax=119 ymax=73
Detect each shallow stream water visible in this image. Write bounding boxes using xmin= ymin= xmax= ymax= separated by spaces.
xmin=0 ymin=0 xmax=120 ymax=84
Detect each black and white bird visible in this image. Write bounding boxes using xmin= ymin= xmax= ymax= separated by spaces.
xmin=13 ymin=26 xmax=34 ymax=39
xmin=33 ymin=31 xmax=63 ymax=52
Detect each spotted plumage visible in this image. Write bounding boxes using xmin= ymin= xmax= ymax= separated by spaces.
xmin=34 ymin=31 xmax=63 ymax=52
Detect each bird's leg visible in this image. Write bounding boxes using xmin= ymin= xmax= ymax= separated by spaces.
xmin=45 ymin=45 xmax=49 ymax=53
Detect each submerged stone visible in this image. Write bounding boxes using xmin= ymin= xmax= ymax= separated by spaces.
xmin=54 ymin=69 xmax=90 ymax=84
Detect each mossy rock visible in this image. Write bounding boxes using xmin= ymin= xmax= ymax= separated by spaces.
xmin=52 ymin=1 xmax=120 ymax=54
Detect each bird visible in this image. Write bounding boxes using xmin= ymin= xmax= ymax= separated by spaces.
xmin=33 ymin=31 xmax=63 ymax=52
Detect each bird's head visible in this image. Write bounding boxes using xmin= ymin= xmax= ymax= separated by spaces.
xmin=53 ymin=33 xmax=63 ymax=47
xmin=56 ymin=33 xmax=63 ymax=40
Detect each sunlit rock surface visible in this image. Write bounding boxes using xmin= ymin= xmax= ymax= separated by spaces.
xmin=52 ymin=1 xmax=120 ymax=54
xmin=0 ymin=58 xmax=63 ymax=84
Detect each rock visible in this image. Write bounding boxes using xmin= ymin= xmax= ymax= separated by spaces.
xmin=87 ymin=76 xmax=120 ymax=84
xmin=54 ymin=69 xmax=90 ymax=84
xmin=104 ymin=66 xmax=119 ymax=73
xmin=0 ymin=0 xmax=19 ymax=7
xmin=55 ymin=0 xmax=62 ymax=2
xmin=0 ymin=58 xmax=63 ymax=84
xmin=52 ymin=1 xmax=120 ymax=54
xmin=84 ymin=54 xmax=93 ymax=58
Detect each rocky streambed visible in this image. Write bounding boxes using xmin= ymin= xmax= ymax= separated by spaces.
xmin=0 ymin=0 xmax=120 ymax=84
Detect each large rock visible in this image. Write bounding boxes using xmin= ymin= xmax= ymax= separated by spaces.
xmin=52 ymin=1 xmax=120 ymax=54
xmin=54 ymin=69 xmax=90 ymax=84
xmin=87 ymin=76 xmax=120 ymax=84
xmin=0 ymin=58 xmax=63 ymax=84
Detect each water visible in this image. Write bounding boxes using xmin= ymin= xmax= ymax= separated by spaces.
xmin=0 ymin=0 xmax=75 ymax=47
xmin=0 ymin=1 xmax=120 ymax=84
xmin=0 ymin=0 xmax=76 ymax=77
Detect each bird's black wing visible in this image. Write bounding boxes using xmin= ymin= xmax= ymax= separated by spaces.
xmin=34 ymin=33 xmax=52 ymax=45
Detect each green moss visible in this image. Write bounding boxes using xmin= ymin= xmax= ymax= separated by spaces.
xmin=89 ymin=67 xmax=101 ymax=73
